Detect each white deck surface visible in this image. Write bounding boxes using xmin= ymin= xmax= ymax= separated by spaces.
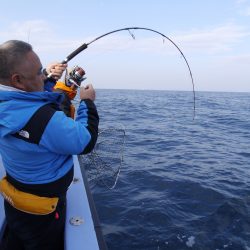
xmin=65 ymin=156 xmax=99 ymax=250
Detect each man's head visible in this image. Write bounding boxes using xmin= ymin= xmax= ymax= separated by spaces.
xmin=0 ymin=40 xmax=45 ymax=92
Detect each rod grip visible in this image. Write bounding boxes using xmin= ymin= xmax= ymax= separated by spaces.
xmin=65 ymin=43 xmax=88 ymax=62
xmin=47 ymin=43 xmax=88 ymax=79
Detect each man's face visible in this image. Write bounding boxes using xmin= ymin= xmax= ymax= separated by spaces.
xmin=13 ymin=51 xmax=46 ymax=92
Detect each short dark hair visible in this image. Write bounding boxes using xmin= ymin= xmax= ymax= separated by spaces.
xmin=0 ymin=40 xmax=33 ymax=82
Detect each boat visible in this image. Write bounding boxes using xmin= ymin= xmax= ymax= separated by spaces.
xmin=0 ymin=154 xmax=107 ymax=250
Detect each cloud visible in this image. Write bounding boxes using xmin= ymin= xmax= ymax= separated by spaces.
xmin=244 ymin=6 xmax=250 ymax=15
xmin=63 ymin=23 xmax=250 ymax=56
xmin=1 ymin=21 xmax=249 ymax=59
xmin=223 ymin=54 xmax=250 ymax=64
xmin=56 ymin=23 xmax=250 ymax=59
xmin=235 ymin=0 xmax=250 ymax=16
xmin=0 ymin=20 xmax=85 ymax=61
xmin=174 ymin=23 xmax=250 ymax=54
xmin=238 ymin=6 xmax=250 ymax=16
xmin=0 ymin=20 xmax=53 ymax=43
xmin=235 ymin=0 xmax=248 ymax=4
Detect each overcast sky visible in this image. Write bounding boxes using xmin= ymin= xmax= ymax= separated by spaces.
xmin=0 ymin=0 xmax=250 ymax=92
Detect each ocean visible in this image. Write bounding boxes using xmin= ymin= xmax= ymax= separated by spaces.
xmin=81 ymin=89 xmax=250 ymax=250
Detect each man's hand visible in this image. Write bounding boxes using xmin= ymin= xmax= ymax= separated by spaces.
xmin=80 ymin=84 xmax=96 ymax=101
xmin=45 ymin=63 xmax=67 ymax=80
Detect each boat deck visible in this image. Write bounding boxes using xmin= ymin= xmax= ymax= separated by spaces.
xmin=0 ymin=155 xmax=106 ymax=250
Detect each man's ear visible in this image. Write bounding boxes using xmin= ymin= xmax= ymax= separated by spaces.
xmin=11 ymin=74 xmax=24 ymax=90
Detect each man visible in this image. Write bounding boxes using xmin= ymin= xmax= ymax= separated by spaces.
xmin=0 ymin=40 xmax=99 ymax=249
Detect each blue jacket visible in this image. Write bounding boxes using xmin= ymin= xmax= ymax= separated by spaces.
xmin=0 ymin=89 xmax=98 ymax=185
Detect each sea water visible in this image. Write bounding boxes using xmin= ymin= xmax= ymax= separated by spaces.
xmin=84 ymin=90 xmax=250 ymax=250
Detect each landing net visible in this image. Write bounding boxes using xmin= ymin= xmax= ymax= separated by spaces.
xmin=78 ymin=125 xmax=125 ymax=189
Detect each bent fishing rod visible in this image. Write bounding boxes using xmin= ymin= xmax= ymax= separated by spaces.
xmin=48 ymin=27 xmax=195 ymax=118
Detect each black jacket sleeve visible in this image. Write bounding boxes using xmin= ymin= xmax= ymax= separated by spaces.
xmin=78 ymin=99 xmax=99 ymax=155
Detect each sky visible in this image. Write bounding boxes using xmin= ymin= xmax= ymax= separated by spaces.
xmin=0 ymin=0 xmax=250 ymax=92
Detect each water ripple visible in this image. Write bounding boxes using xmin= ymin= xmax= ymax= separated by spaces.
xmin=85 ymin=90 xmax=250 ymax=250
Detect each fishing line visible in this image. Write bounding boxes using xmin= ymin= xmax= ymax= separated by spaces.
xmin=48 ymin=26 xmax=195 ymax=118
xmin=57 ymin=27 xmax=196 ymax=189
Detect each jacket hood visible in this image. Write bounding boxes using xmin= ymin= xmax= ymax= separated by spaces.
xmin=0 ymin=91 xmax=64 ymax=137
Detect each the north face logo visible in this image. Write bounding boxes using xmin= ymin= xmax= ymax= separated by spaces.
xmin=18 ymin=130 xmax=30 ymax=139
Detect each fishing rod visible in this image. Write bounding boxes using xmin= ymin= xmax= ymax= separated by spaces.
xmin=48 ymin=27 xmax=195 ymax=117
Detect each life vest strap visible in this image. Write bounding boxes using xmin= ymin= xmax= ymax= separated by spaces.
xmin=0 ymin=177 xmax=59 ymax=215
